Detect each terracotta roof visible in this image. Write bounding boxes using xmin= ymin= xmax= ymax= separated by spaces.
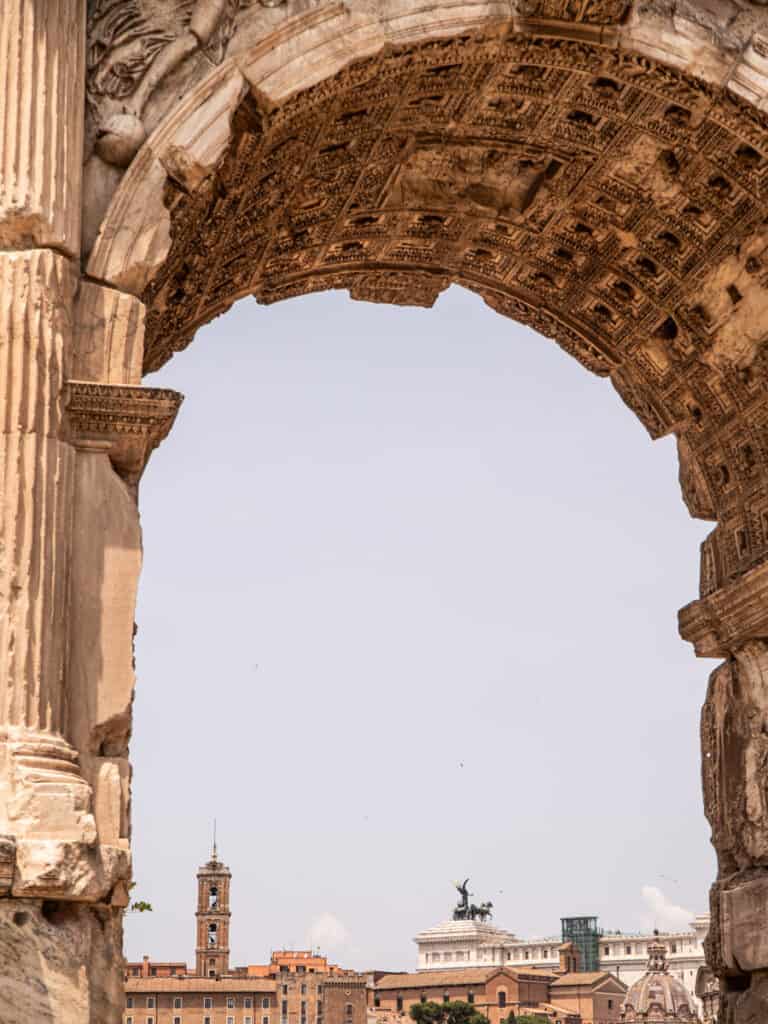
xmin=125 ymin=978 xmax=277 ymax=992
xmin=375 ymin=968 xmax=530 ymax=990
xmin=550 ymin=972 xmax=616 ymax=988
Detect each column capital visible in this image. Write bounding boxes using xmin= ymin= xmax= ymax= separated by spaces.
xmin=679 ymin=561 xmax=768 ymax=658
xmin=65 ymin=382 xmax=183 ymax=486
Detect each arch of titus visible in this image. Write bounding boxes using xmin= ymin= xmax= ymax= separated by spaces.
xmin=7 ymin=0 xmax=768 ymax=1019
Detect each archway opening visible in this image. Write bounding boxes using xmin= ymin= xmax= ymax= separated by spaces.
xmin=125 ymin=283 xmax=713 ymax=977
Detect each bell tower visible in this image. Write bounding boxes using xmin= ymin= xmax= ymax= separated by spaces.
xmin=195 ymin=836 xmax=232 ymax=978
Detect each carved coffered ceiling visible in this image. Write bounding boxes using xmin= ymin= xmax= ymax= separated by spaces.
xmin=141 ymin=31 xmax=768 ymax=595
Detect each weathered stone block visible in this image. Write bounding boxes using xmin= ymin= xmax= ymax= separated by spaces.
xmin=0 ymin=899 xmax=123 ymax=1024
xmin=701 ymin=643 xmax=768 ymax=873
xmin=722 ymin=877 xmax=768 ymax=972
xmin=71 ymin=282 xmax=145 ymax=386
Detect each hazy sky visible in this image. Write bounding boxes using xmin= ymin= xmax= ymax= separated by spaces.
xmin=125 ymin=284 xmax=715 ymax=972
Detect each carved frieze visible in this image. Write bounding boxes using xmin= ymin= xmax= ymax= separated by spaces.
xmin=518 ymin=0 xmax=633 ymax=24
xmin=65 ymin=382 xmax=183 ymax=485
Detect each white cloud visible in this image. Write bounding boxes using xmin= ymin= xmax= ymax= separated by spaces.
xmin=307 ymin=913 xmax=350 ymax=952
xmin=640 ymin=886 xmax=694 ymax=932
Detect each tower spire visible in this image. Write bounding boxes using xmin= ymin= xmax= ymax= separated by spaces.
xmin=212 ymin=819 xmax=217 ymax=862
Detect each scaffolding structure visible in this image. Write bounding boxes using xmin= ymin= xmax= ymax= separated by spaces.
xmin=561 ymin=916 xmax=602 ymax=973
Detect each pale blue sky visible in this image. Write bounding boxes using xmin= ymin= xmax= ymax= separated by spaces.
xmin=125 ymin=284 xmax=715 ymax=971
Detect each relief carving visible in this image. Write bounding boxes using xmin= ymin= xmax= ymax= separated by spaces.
xmin=518 ymin=0 xmax=632 ymax=23
xmin=86 ymin=0 xmax=251 ymax=167
xmin=386 ymin=144 xmax=557 ymax=220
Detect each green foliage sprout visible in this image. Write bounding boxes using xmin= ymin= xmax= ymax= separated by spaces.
xmin=128 ymin=881 xmax=153 ymax=914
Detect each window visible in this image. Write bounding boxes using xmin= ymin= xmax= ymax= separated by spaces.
xmin=282 ymin=986 xmax=288 ymax=996
xmin=174 ymin=1018 xmax=181 ymax=1024
xmin=245 ymin=1019 xmax=253 ymax=1024
xmin=608 ymin=1000 xmax=613 ymax=1010
xmin=498 ymin=992 xmax=507 ymax=1008
xmin=467 ymin=994 xmax=474 ymax=1004
xmin=263 ymin=998 xmax=271 ymax=1008
xmin=625 ymin=945 xmax=632 ymax=955
xmin=301 ymin=984 xmax=307 ymax=995
xmin=263 ymin=1018 xmax=270 ymax=1024
xmin=396 ymin=997 xmax=403 ymax=1013
xmin=174 ymin=998 xmax=183 ymax=1009
xmin=228 ymin=997 xmax=236 ymax=1009
xmin=604 ymin=947 xmax=610 ymax=956
xmin=245 ymin=998 xmax=253 ymax=1008
xmin=146 ymin=999 xmax=155 ymax=1009
xmin=209 ymin=922 xmax=218 ymax=946
xmin=150 ymin=968 xmax=157 ymax=977
xmin=228 ymin=1018 xmax=235 ymax=1024
xmin=282 ymin=999 xmax=288 ymax=1016
xmin=127 ymin=998 xmax=134 ymax=1009
xmin=205 ymin=1019 xmax=211 ymax=1024
xmin=209 ymin=971 xmax=216 ymax=978
xmin=524 ymin=952 xmax=530 ymax=961
xmin=146 ymin=1018 xmax=154 ymax=1024
xmin=374 ymin=996 xmax=381 ymax=1008
xmin=204 ymin=998 xmax=213 ymax=1009
xmin=209 ymin=884 xmax=219 ymax=909
xmin=301 ymin=1001 xmax=307 ymax=1019
xmin=345 ymin=1004 xmax=353 ymax=1018
xmin=420 ymin=995 xmax=427 ymax=1005
xmin=127 ymin=1019 xmax=133 ymax=1024
xmin=671 ymin=943 xmax=677 ymax=954
xmin=443 ymin=994 xmax=450 ymax=1004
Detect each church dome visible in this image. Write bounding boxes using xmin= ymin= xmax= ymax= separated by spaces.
xmin=621 ymin=943 xmax=698 ymax=1022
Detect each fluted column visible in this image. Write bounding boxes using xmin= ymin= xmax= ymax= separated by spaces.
xmin=0 ymin=0 xmax=95 ymax=846
xmin=0 ymin=0 xmax=85 ymax=254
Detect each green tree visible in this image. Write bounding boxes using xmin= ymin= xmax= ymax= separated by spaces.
xmin=410 ymin=1001 xmax=486 ymax=1024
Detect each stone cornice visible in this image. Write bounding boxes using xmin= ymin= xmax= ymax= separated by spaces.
xmin=64 ymin=381 xmax=183 ymax=486
xmin=679 ymin=561 xmax=768 ymax=658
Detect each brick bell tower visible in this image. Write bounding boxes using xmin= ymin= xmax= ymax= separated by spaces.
xmin=195 ymin=834 xmax=232 ymax=978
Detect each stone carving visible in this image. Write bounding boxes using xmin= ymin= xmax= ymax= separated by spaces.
xmin=65 ymin=382 xmax=184 ymax=486
xmin=86 ymin=0 xmax=250 ymax=166
xmin=348 ymin=272 xmax=450 ymax=308
xmin=0 ymin=837 xmax=15 ymax=896
xmin=386 ymin=144 xmax=556 ymax=219
xmin=519 ymin=0 xmax=632 ymax=23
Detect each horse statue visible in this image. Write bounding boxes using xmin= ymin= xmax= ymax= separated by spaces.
xmin=474 ymin=901 xmax=494 ymax=922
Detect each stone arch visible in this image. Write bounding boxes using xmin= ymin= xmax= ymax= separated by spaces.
xmin=6 ymin=2 xmax=768 ymax=1021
